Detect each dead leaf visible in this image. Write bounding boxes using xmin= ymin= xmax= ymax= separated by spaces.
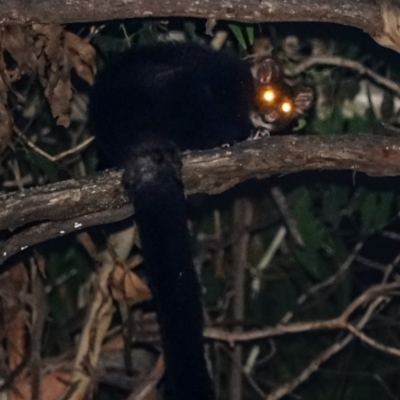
xmin=3 ymin=264 xmax=28 ymax=371
xmin=109 ymin=263 xmax=151 ymax=305
xmin=2 ymin=25 xmax=38 ymax=75
xmin=374 ymin=2 xmax=400 ymax=51
xmin=33 ymin=26 xmax=72 ymax=127
xmin=10 ymin=371 xmax=70 ymax=400
xmin=44 ymin=58 xmax=72 ymax=128
xmin=0 ymin=24 xmax=97 ymax=134
xmin=0 ymin=102 xmax=13 ymax=154
xmin=64 ymin=31 xmax=96 ymax=85
xmin=77 ymin=232 xmax=98 ymax=259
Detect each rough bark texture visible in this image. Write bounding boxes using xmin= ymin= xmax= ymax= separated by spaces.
xmin=2 ymin=134 xmax=400 ymax=265
xmin=0 ymin=0 xmax=379 ymax=25
xmin=1 ymin=0 xmax=399 ymax=50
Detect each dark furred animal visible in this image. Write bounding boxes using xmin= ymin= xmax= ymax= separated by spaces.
xmin=89 ymin=42 xmax=254 ymax=400
xmin=250 ymin=56 xmax=314 ymax=134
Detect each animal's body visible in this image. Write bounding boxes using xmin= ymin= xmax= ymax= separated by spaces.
xmin=89 ymin=42 xmax=254 ymax=400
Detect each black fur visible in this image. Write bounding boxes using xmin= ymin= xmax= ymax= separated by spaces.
xmin=89 ymin=42 xmax=254 ymax=400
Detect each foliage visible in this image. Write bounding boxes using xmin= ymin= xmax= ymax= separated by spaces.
xmin=1 ymin=18 xmax=400 ymax=400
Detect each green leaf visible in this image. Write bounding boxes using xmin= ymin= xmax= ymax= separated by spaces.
xmin=293 ymin=118 xmax=307 ymax=131
xmin=245 ymin=26 xmax=254 ymax=46
xmin=291 ymin=189 xmax=326 ymax=279
xmin=358 ymin=191 xmax=394 ymax=234
xmin=380 ymin=91 xmax=395 ymax=120
xmin=345 ymin=114 xmax=371 ymax=133
xmin=228 ymin=24 xmax=247 ymax=50
xmin=183 ymin=21 xmax=200 ymax=42
xmin=322 ymin=185 xmax=350 ymax=228
xmin=28 ymin=152 xmax=59 ymax=183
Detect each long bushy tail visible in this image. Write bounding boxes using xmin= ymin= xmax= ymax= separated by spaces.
xmin=123 ymin=136 xmax=215 ymax=400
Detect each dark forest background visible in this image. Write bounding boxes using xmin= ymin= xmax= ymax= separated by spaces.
xmin=1 ymin=18 xmax=400 ymax=400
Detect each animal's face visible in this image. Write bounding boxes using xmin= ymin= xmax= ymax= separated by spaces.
xmin=256 ymin=83 xmax=295 ymax=123
xmin=251 ymin=57 xmax=314 ymax=132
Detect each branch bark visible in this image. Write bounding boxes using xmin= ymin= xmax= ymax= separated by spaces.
xmin=1 ymin=134 xmax=400 ymax=265
xmin=1 ymin=0 xmax=400 ymax=51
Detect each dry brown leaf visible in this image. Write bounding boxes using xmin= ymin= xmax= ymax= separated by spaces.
xmin=64 ymin=31 xmax=96 ymax=85
xmin=33 ymin=25 xmax=64 ymax=62
xmin=32 ymin=26 xmax=73 ymax=127
xmin=0 ymin=43 xmax=12 ymax=153
xmin=1 ymin=264 xmax=29 ymax=400
xmin=10 ymin=371 xmax=70 ymax=400
xmin=45 ymin=63 xmax=72 ymax=128
xmin=2 ymin=26 xmax=38 ymax=75
xmin=109 ymin=263 xmax=151 ymax=305
xmin=126 ymin=253 xmax=143 ymax=270
xmin=0 ymin=101 xmax=13 ymax=154
xmin=0 ymin=39 xmax=12 ymax=89
xmin=374 ymin=1 xmax=400 ymax=50
xmin=102 ymin=334 xmax=124 ymax=351
xmin=34 ymin=26 xmax=96 ymax=126
xmin=3 ymin=263 xmax=28 ymax=371
xmin=77 ymin=232 xmax=98 ymax=259
xmin=0 ymin=24 xmax=97 ymax=133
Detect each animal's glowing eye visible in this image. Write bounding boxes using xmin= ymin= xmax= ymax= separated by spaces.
xmin=262 ymin=89 xmax=276 ymax=103
xmin=281 ymin=101 xmax=292 ymax=114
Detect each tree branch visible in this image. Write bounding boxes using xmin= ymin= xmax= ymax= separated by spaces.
xmin=204 ymin=280 xmax=400 ymax=343
xmin=1 ymin=1 xmax=399 ymax=50
xmin=2 ymin=134 xmax=400 ymax=265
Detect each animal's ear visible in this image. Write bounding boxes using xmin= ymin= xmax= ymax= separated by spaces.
xmin=254 ymin=57 xmax=282 ymax=84
xmin=293 ymin=86 xmax=314 ymax=113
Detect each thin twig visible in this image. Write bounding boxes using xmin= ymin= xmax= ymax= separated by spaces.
xmin=14 ymin=126 xmax=94 ymax=162
xmin=265 ymin=296 xmax=387 ymax=400
xmin=287 ymin=55 xmax=400 ymax=96
xmin=296 ymin=242 xmax=363 ymax=306
xmin=204 ymin=281 xmax=400 ymax=343
xmin=57 ymin=227 xmax=135 ymax=400
xmin=270 ymin=187 xmax=303 ymax=246
xmin=126 ymin=356 xmax=165 ymax=400
xmin=29 ymin=256 xmax=48 ymax=400
xmin=229 ymin=198 xmax=253 ymax=400
xmin=218 ymin=343 xmax=267 ymax=399
xmin=251 ymin=225 xmax=286 ymax=296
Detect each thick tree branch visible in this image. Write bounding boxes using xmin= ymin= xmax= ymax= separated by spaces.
xmin=1 ymin=0 xmax=400 ymax=51
xmin=1 ymin=134 xmax=400 ymax=265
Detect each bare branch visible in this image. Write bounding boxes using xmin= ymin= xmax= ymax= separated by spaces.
xmin=62 ymin=227 xmax=135 ymax=400
xmin=265 ymin=295 xmax=388 ymax=400
xmin=287 ymin=56 xmax=400 ymax=96
xmin=266 ymin=333 xmax=354 ymax=400
xmin=344 ymin=322 xmax=400 ymax=357
xmin=2 ymin=134 xmax=400 ymax=265
xmin=126 ymin=356 xmax=165 ymax=400
xmin=0 ymin=207 xmax=132 ymax=264
xmin=0 ymin=0 xmax=397 ymax=53
xmin=15 ymin=127 xmax=95 ymax=162
xmin=204 ymin=281 xmax=400 ymax=343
